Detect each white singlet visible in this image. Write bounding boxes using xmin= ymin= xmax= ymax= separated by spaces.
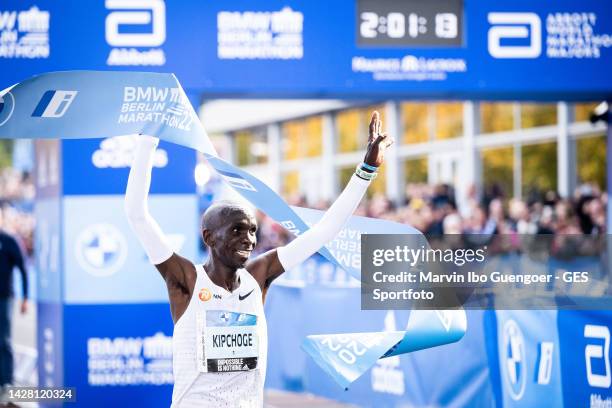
xmin=171 ymin=265 xmax=267 ymax=408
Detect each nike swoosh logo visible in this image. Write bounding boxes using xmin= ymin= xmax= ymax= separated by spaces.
xmin=239 ymin=289 xmax=254 ymax=301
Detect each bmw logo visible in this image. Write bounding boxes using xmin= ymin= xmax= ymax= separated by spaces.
xmin=0 ymin=92 xmax=15 ymax=126
xmin=502 ymin=319 xmax=526 ymax=401
xmin=75 ymin=223 xmax=127 ymax=277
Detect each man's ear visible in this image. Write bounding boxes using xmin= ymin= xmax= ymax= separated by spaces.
xmin=202 ymin=229 xmax=214 ymax=248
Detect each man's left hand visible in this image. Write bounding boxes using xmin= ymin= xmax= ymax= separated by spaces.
xmin=363 ymin=111 xmax=394 ymax=168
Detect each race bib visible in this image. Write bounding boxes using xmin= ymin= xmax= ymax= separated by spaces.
xmin=197 ymin=310 xmax=259 ymax=373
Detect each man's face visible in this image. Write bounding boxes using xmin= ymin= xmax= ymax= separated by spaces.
xmin=209 ymin=210 xmax=257 ymax=269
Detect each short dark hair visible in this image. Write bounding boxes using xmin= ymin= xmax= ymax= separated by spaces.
xmin=201 ymin=201 xmax=254 ymax=232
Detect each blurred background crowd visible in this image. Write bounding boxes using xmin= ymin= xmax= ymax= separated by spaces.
xmin=254 ymin=181 xmax=607 ymax=254
xmin=0 ymin=140 xmax=605 ymax=261
xmin=0 ymin=168 xmax=34 ymax=259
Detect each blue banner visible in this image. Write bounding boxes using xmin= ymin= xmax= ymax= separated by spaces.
xmin=559 ymin=310 xmax=612 ymax=407
xmin=62 ymin=195 xmax=198 ymax=304
xmin=63 ymin=303 xmax=174 ymax=408
xmin=0 ymin=0 xmax=610 ymax=100
xmin=494 ymin=311 xmax=563 ymax=407
xmin=61 ymin=138 xmax=196 ymax=195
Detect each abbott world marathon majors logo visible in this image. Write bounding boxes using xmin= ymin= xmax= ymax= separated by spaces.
xmin=488 ymin=11 xmax=612 ymax=59
xmin=75 ymin=223 xmax=127 ymax=277
xmin=0 ymin=6 xmax=50 ymax=59
xmin=502 ymin=319 xmax=527 ymax=401
xmin=105 ymin=0 xmax=166 ymax=66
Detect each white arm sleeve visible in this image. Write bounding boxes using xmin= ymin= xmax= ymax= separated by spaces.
xmin=277 ymin=174 xmax=370 ymax=271
xmin=124 ymin=135 xmax=173 ymax=265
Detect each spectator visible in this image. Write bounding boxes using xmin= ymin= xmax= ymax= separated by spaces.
xmin=0 ymin=212 xmax=28 ymax=396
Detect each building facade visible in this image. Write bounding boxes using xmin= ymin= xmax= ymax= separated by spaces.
xmin=201 ymin=100 xmax=607 ymax=208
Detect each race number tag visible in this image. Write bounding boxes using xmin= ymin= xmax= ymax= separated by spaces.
xmin=196 ymin=310 xmax=259 ymax=373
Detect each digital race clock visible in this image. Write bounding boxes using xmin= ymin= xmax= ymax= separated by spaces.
xmin=357 ymin=0 xmax=464 ymax=46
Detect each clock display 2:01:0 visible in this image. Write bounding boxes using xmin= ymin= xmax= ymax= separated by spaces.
xmin=356 ymin=0 xmax=464 ymax=47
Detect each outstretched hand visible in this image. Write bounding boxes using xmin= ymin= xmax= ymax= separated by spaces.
xmin=363 ymin=111 xmax=394 ymax=168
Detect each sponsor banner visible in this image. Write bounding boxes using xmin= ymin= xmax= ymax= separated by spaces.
xmin=35 ymin=197 xmax=62 ymax=303
xmin=36 ymin=302 xmax=64 ymax=393
xmin=0 ymin=0 xmax=610 ymax=99
xmin=0 ymin=5 xmax=50 ymax=59
xmin=63 ymin=303 xmax=174 ymax=408
xmin=63 ymin=195 xmax=198 ymax=304
xmin=62 ymin=137 xmax=196 ymax=195
xmin=34 ymin=139 xmax=61 ymax=199
xmin=495 ymin=311 xmax=563 ymax=407
xmin=265 ymin=284 xmax=494 ymax=405
xmin=559 ymin=310 xmax=612 ymax=408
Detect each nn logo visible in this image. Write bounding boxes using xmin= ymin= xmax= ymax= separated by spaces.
xmin=32 ymin=90 xmax=78 ymax=118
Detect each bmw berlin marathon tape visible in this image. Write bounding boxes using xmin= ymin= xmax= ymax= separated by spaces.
xmin=0 ymin=71 xmax=466 ymax=388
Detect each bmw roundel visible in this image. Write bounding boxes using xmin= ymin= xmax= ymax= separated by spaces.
xmin=502 ymin=319 xmax=527 ymax=401
xmin=0 ymin=92 xmax=15 ymax=127
xmin=75 ymin=223 xmax=127 ymax=277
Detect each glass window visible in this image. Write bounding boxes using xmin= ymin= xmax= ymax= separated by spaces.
xmin=336 ymin=105 xmax=385 ymax=153
xmin=401 ymin=103 xmax=429 ymax=144
xmin=575 ymin=102 xmax=599 ymax=122
xmin=338 ymin=164 xmax=386 ymax=198
xmin=481 ymin=103 xmax=514 ymax=133
xmin=522 ymin=142 xmax=557 ymax=196
xmin=281 ymin=171 xmax=300 ymax=197
xmin=234 ymin=128 xmax=268 ymax=166
xmin=0 ymin=140 xmax=13 ymax=168
xmin=577 ymin=134 xmax=606 ymax=189
xmin=481 ymin=147 xmax=514 ymax=198
xmin=281 ymin=116 xmax=323 ymax=160
xmin=520 ymin=103 xmax=557 ymax=128
xmin=435 ymin=102 xmax=463 ymax=140
xmin=404 ymin=157 xmax=428 ymax=183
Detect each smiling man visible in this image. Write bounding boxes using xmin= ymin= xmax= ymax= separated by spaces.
xmin=124 ymin=111 xmax=393 ymax=407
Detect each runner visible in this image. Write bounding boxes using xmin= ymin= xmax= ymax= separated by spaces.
xmin=125 ymin=111 xmax=393 ymax=407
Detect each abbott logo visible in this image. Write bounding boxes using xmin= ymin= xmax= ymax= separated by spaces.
xmin=488 ymin=13 xmax=541 ymax=59
xmin=105 ymin=0 xmax=165 ymax=47
xmin=32 ymin=90 xmax=78 ymax=118
xmin=585 ymin=324 xmax=611 ymax=388
xmin=105 ymin=0 xmax=166 ymax=65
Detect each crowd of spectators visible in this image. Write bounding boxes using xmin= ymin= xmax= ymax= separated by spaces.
xmin=254 ymin=181 xmax=607 ymax=254
xmin=0 ymin=159 xmax=606 ymax=260
xmin=365 ymin=182 xmax=606 ymax=236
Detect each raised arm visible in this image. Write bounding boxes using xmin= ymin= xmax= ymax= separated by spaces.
xmin=125 ymin=136 xmax=196 ymax=322
xmin=247 ymin=111 xmax=394 ymax=289
xmin=124 ymin=135 xmax=173 ymax=264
